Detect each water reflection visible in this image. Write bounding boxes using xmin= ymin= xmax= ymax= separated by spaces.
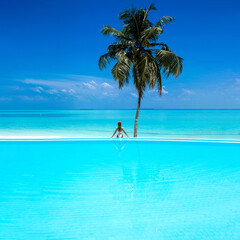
xmin=110 ymin=140 xmax=170 ymax=202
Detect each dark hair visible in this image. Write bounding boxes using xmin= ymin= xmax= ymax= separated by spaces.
xmin=118 ymin=121 xmax=122 ymax=128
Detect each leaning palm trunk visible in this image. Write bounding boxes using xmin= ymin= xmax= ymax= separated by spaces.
xmin=134 ymin=94 xmax=141 ymax=137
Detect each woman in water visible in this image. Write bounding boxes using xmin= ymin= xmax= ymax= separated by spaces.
xmin=111 ymin=121 xmax=130 ymax=138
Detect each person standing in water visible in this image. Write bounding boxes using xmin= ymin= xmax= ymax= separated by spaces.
xmin=111 ymin=121 xmax=130 ymax=138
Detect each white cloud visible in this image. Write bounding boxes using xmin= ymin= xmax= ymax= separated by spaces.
xmin=82 ymin=82 xmax=96 ymax=89
xmin=90 ymin=80 xmax=97 ymax=85
xmin=101 ymin=82 xmax=113 ymax=88
xmin=20 ymin=75 xmax=121 ymax=99
xmin=102 ymin=92 xmax=119 ymax=97
xmin=61 ymin=88 xmax=76 ymax=95
xmin=147 ymin=86 xmax=168 ymax=95
xmin=47 ymin=89 xmax=59 ymax=94
xmin=69 ymin=89 xmax=76 ymax=95
xmin=22 ymin=76 xmax=115 ymax=93
xmin=32 ymin=86 xmax=44 ymax=93
xmin=22 ymin=78 xmax=84 ymax=90
xmin=162 ymin=86 xmax=168 ymax=94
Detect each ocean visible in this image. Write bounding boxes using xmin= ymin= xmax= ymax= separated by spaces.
xmin=0 ymin=110 xmax=240 ymax=139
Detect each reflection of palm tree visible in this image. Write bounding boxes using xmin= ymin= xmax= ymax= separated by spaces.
xmin=115 ymin=165 xmax=171 ymax=202
xmin=110 ymin=142 xmax=171 ymax=201
xmin=99 ymin=4 xmax=183 ymax=137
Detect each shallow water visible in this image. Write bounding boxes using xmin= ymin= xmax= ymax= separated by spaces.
xmin=0 ymin=110 xmax=240 ymax=139
xmin=0 ymin=140 xmax=239 ymax=239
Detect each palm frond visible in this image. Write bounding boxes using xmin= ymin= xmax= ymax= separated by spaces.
xmin=120 ymin=6 xmax=137 ymax=24
xmin=121 ymin=7 xmax=141 ymax=41
xmin=156 ymin=50 xmax=183 ymax=78
xmin=136 ymin=55 xmax=148 ymax=84
xmin=140 ymin=26 xmax=163 ymax=44
xmin=146 ymin=60 xmax=159 ymax=89
xmin=98 ymin=52 xmax=117 ymax=70
xmin=143 ymin=3 xmax=156 ymax=23
xmin=101 ymin=26 xmax=131 ymax=41
xmin=111 ymin=53 xmax=132 ymax=88
xmin=148 ymin=43 xmax=169 ymax=51
xmin=155 ymin=16 xmax=175 ymax=28
xmin=107 ymin=41 xmax=134 ymax=53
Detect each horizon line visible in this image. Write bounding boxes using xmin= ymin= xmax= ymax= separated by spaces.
xmin=1 ymin=109 xmax=240 ymax=111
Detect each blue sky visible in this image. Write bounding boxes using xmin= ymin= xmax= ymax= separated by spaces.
xmin=0 ymin=0 xmax=239 ymax=109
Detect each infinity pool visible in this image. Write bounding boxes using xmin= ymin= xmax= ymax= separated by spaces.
xmin=0 ymin=140 xmax=240 ymax=239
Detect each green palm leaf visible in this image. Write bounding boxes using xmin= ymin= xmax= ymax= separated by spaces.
xmin=156 ymin=50 xmax=183 ymax=77
xmin=111 ymin=52 xmax=132 ymax=88
xmin=155 ymin=16 xmax=175 ymax=28
xmin=101 ymin=26 xmax=131 ymax=41
xmin=98 ymin=52 xmax=116 ymax=70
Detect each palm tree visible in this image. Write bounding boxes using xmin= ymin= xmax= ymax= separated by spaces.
xmin=99 ymin=4 xmax=183 ymax=137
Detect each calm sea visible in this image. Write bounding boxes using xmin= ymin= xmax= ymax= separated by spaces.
xmin=0 ymin=110 xmax=240 ymax=139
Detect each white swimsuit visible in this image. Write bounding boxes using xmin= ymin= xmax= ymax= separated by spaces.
xmin=117 ymin=128 xmax=123 ymax=138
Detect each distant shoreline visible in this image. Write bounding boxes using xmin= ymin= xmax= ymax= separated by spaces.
xmin=1 ymin=109 xmax=240 ymax=111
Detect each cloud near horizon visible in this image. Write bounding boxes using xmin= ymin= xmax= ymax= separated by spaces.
xmin=0 ymin=75 xmax=142 ymax=109
xmin=21 ymin=75 xmax=123 ymax=98
xmin=1 ymin=73 xmax=240 ymax=109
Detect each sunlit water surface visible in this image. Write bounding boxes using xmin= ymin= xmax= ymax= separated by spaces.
xmin=0 ymin=140 xmax=239 ymax=239
xmin=1 ymin=110 xmax=240 ymax=139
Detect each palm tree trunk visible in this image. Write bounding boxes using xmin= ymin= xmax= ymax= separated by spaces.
xmin=134 ymin=93 xmax=141 ymax=138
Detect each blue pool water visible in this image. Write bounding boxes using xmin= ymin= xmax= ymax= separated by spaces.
xmin=0 ymin=139 xmax=240 ymax=239
xmin=1 ymin=110 xmax=240 ymax=139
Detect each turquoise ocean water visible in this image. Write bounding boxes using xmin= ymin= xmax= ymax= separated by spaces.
xmin=0 ymin=110 xmax=240 ymax=139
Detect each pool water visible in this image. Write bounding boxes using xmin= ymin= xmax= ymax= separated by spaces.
xmin=0 ymin=140 xmax=239 ymax=239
